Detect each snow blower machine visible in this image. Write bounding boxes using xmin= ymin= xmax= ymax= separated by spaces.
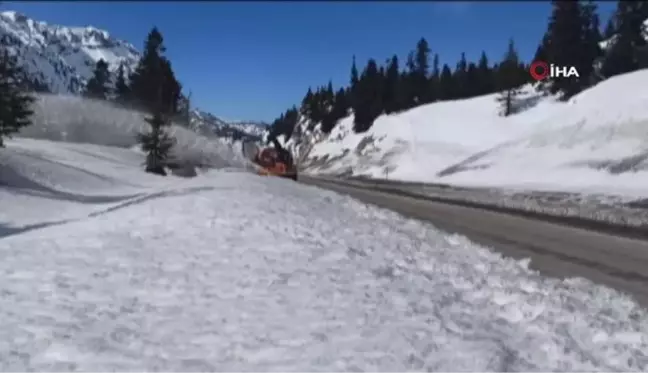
xmin=248 ymin=137 xmax=298 ymax=181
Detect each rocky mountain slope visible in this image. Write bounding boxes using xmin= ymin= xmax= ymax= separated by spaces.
xmin=0 ymin=10 xmax=267 ymax=141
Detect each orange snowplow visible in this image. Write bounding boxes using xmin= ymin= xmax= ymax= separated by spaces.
xmin=252 ymin=140 xmax=298 ymax=181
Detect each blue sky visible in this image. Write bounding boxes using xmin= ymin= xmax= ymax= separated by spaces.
xmin=4 ymin=1 xmax=616 ymax=122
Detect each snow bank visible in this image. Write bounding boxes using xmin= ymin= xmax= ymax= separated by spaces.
xmin=18 ymin=94 xmax=251 ymax=170
xmin=0 ymin=144 xmax=647 ymax=370
xmin=304 ymin=69 xmax=648 ymax=198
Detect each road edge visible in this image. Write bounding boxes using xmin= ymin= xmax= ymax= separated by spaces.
xmin=302 ymin=175 xmax=648 ymax=242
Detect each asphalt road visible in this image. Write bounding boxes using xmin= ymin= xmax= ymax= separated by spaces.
xmin=299 ymin=175 xmax=648 ymax=307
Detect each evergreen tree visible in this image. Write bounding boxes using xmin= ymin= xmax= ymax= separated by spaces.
xmin=544 ymin=0 xmax=595 ymax=99
xmin=129 ymin=27 xmax=181 ymax=114
xmin=403 ymin=51 xmax=417 ymax=108
xmin=325 ymin=80 xmax=334 ymax=104
xmin=84 ymin=59 xmax=111 ymax=100
xmin=465 ymin=62 xmax=480 ymax=98
xmin=270 ymin=106 xmax=299 ymax=141
xmin=413 ymin=38 xmax=431 ymax=103
xmin=350 ymin=55 xmax=359 ymax=87
xmin=349 ymin=55 xmax=359 ymax=109
xmin=0 ymin=49 xmax=34 ymax=147
xmin=322 ymin=87 xmax=349 ymax=133
xmin=428 ymin=53 xmax=440 ymax=102
xmin=601 ymin=1 xmax=648 ymax=78
xmin=383 ymin=55 xmax=405 ymax=114
xmin=476 ymin=51 xmax=494 ymax=95
xmin=496 ymin=39 xmax=523 ymax=116
xmin=159 ymin=58 xmax=182 ymax=115
xmin=580 ymin=0 xmax=603 ymax=86
xmin=453 ymin=52 xmax=468 ymax=99
xmin=533 ymin=32 xmax=551 ymax=93
xmin=352 ymin=59 xmax=383 ymax=133
xmin=136 ymin=83 xmax=175 ymax=176
xmin=301 ymin=87 xmax=314 ymax=117
xmin=114 ymin=62 xmax=131 ymax=104
xmin=438 ymin=64 xmax=454 ymax=100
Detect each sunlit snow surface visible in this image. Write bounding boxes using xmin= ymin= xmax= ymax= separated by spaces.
xmin=1 ymin=139 xmax=648 ymax=371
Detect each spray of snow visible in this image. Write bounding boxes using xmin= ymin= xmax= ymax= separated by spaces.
xmin=15 ymin=94 xmax=252 ymax=170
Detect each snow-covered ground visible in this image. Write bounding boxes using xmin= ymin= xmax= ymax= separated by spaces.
xmin=300 ymin=69 xmax=648 ymax=199
xmin=1 ymin=137 xmax=648 ymax=370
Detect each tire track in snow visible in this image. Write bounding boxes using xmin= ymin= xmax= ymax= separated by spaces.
xmin=0 ymin=186 xmax=216 ymax=240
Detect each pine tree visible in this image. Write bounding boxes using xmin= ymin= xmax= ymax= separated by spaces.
xmin=137 ymin=113 xmax=175 ymax=175
xmin=84 ymin=59 xmax=111 ymax=100
xmin=322 ymin=87 xmax=349 ymax=134
xmin=413 ymin=38 xmax=431 ymax=103
xmin=465 ymin=62 xmax=480 ymax=98
xmin=601 ymin=1 xmax=648 ymax=79
xmin=438 ymin=64 xmax=454 ymax=100
xmin=349 ymin=55 xmax=359 ymax=109
xmin=580 ymin=0 xmax=603 ymax=87
xmin=476 ymin=51 xmax=494 ymax=95
xmin=383 ymin=55 xmax=405 ymax=114
xmin=428 ymin=53 xmax=440 ymax=102
xmin=533 ymin=33 xmax=551 ymax=93
xmin=352 ymin=59 xmax=383 ymax=133
xmin=159 ymin=58 xmax=182 ymax=115
xmin=0 ymin=49 xmax=34 ymax=147
xmin=403 ymin=51 xmax=417 ymax=108
xmin=301 ymin=87 xmax=314 ymax=118
xmin=114 ymin=62 xmax=131 ymax=104
xmin=496 ymin=39 xmax=523 ymax=117
xmin=350 ymin=55 xmax=359 ymax=87
xmin=544 ymin=0 xmax=593 ymax=99
xmin=136 ymin=80 xmax=175 ymax=176
xmin=129 ymin=27 xmax=181 ymax=114
xmin=453 ymin=52 xmax=468 ymax=99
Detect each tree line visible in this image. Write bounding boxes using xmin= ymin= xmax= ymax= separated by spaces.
xmin=0 ymin=25 xmax=189 ymax=176
xmin=270 ymin=0 xmax=648 ymax=142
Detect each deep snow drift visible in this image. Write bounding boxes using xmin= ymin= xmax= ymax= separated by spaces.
xmin=300 ymin=69 xmax=648 ymax=198
xmin=1 ymin=138 xmax=648 ymax=370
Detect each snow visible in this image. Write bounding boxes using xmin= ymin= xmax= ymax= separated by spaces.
xmin=1 ymin=136 xmax=648 ymax=370
xmin=301 ymin=69 xmax=648 ymax=199
xmin=21 ymin=94 xmax=252 ymax=170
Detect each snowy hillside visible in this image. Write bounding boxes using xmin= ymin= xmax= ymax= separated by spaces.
xmin=297 ymin=68 xmax=648 ymax=198
xmin=0 ymin=10 xmax=267 ymax=141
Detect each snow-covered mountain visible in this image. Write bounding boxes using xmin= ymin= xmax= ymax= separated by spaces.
xmin=0 ymin=10 xmax=268 ymax=141
xmin=0 ymin=10 xmax=139 ymax=93
xmin=189 ymin=109 xmax=268 ymax=141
